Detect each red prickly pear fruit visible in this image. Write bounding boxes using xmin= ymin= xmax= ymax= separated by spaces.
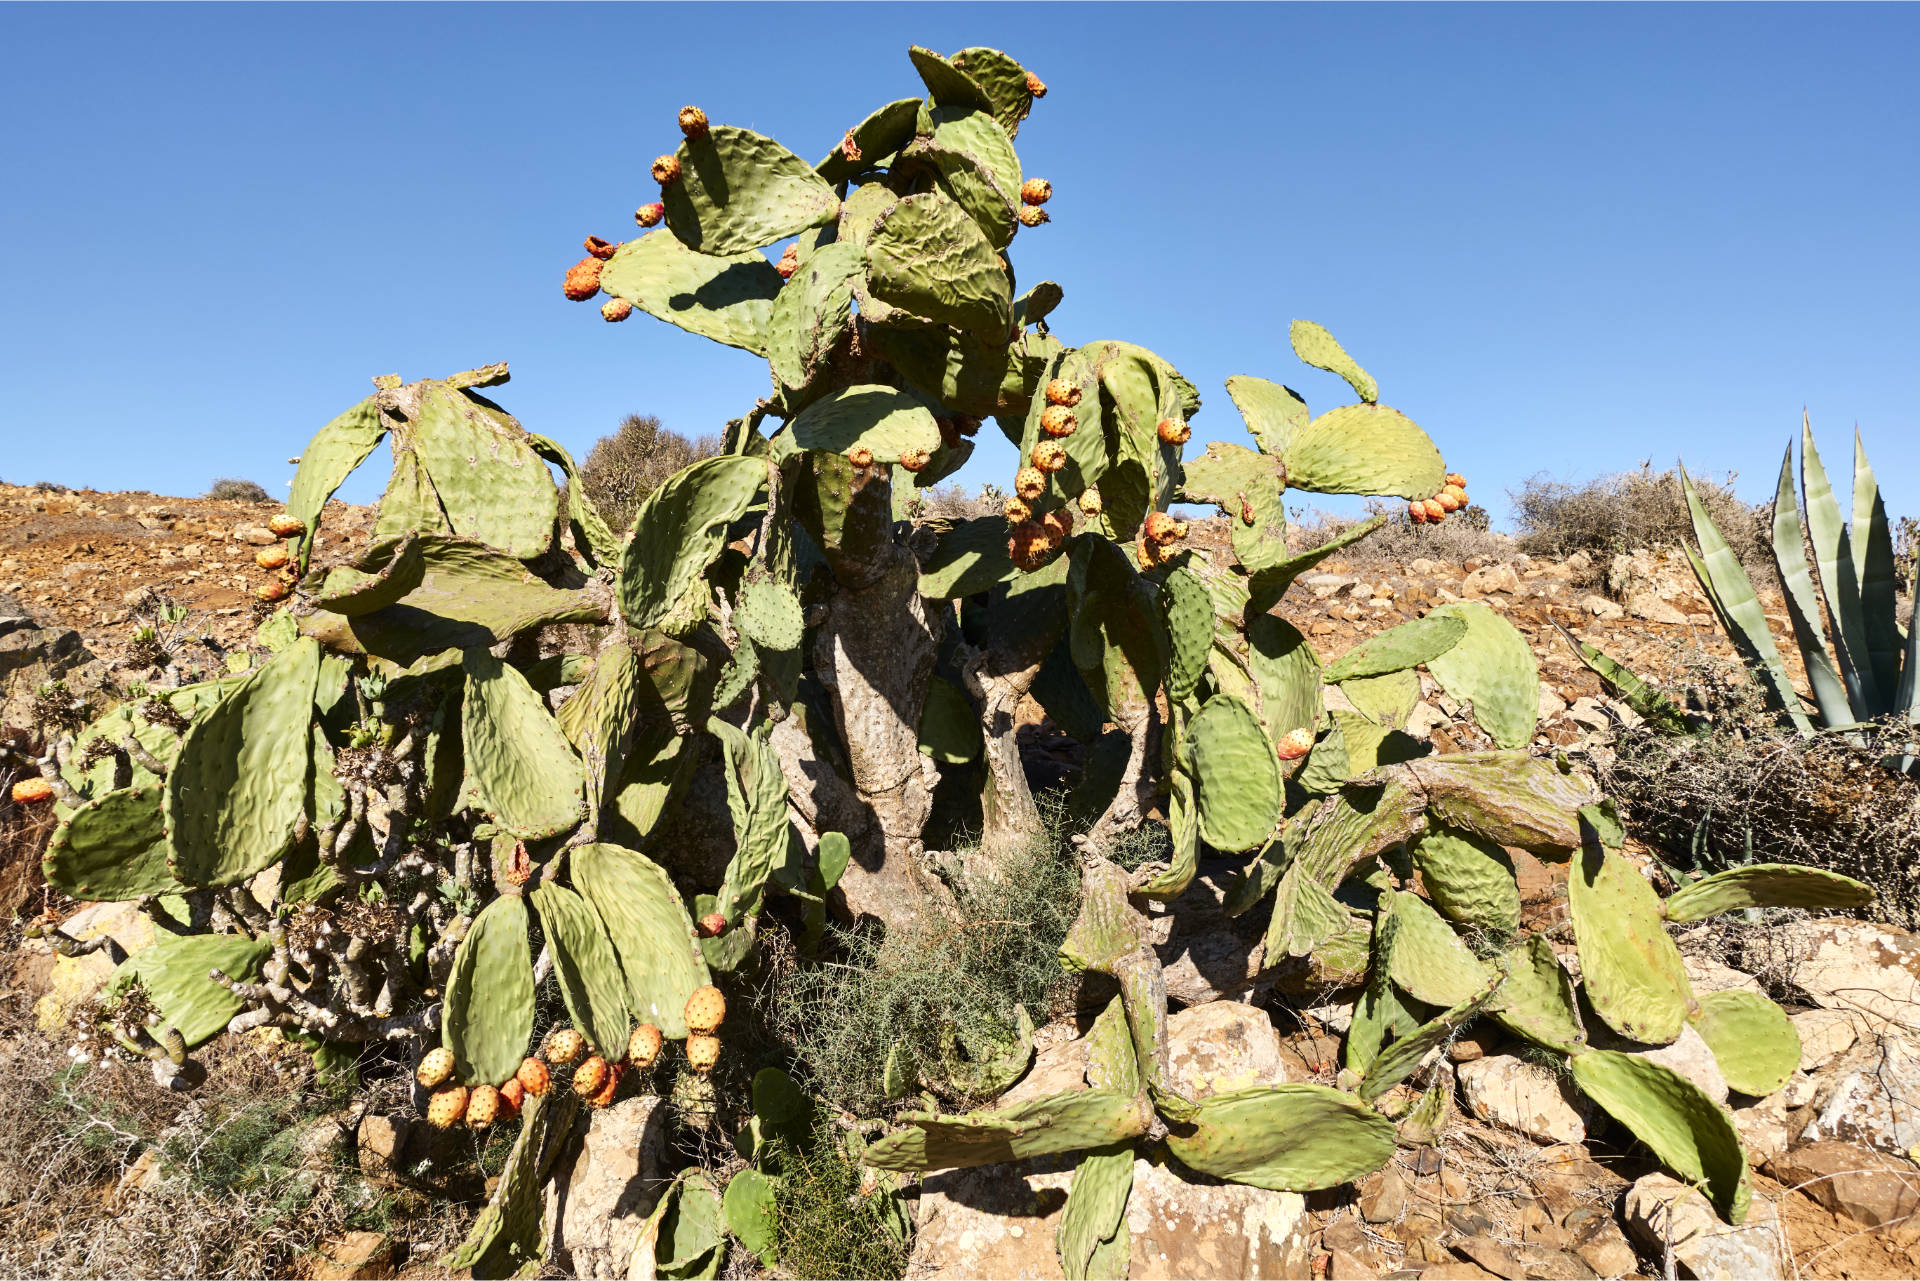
xmin=678 ymin=105 xmax=709 ymax=140
xmin=696 ymin=912 xmax=727 ymax=938
xmin=684 ymin=985 xmax=726 ymax=1035
xmin=1039 ymin=405 xmax=1077 ymax=438
xmin=1026 ymin=72 xmax=1048 ymax=98
xmin=848 ymin=445 xmax=874 ymax=469
xmin=1078 ymin=488 xmax=1103 ymax=518
xmin=899 ymin=448 xmax=931 ymax=473
xmin=498 ymin=1077 xmax=525 ymax=1119
xmin=257 ymin=581 xmax=290 ymax=603
xmin=564 ymin=256 xmax=604 ymax=301
xmin=584 ymin=235 xmax=618 ymax=261
xmin=1017 ymin=205 xmax=1050 ymax=228
xmin=627 ymin=1024 xmax=664 ymax=1069
xmin=1014 ymin=467 xmax=1047 ymax=501
xmin=572 ymin=1055 xmax=610 ymax=1099
xmin=652 ymin=153 xmax=682 ymax=185
xmin=1275 ymin=726 xmax=1315 ymax=761
xmin=1240 ymin=495 xmax=1257 ymax=526
xmin=635 ymin=202 xmax=665 ymax=228
xmin=839 ymin=129 xmax=862 ymax=163
xmin=686 ymin=1034 xmax=721 ymax=1074
xmin=465 ymin=1083 xmax=502 ymax=1130
xmin=1157 ymin=417 xmax=1190 ymax=446
xmin=1040 ymin=509 xmax=1072 ymax=545
xmin=1032 ymin=441 xmax=1068 ymax=473
xmin=503 ymin=840 xmax=532 ymax=886
xmin=1445 ymin=472 xmax=1466 ymax=489
xmin=1007 ymin=521 xmax=1051 ymax=571
xmin=426 ymin=1085 xmax=469 ymax=1129
xmin=1422 ymin=498 xmax=1447 ymax=522
xmin=1020 ymin=178 xmax=1053 ymax=206
xmin=516 ymin=1057 xmax=551 ymax=1096
xmin=545 ymin=1028 xmax=586 ymax=1066
xmin=601 ymin=298 xmax=633 ymax=322
xmin=416 ymin=1046 xmax=455 ymax=1089
xmin=1044 ymin=379 xmax=1082 ymax=408
xmin=10 ymin=778 xmax=53 ymax=806
xmin=1144 ymin=512 xmax=1187 ymax=546
xmin=268 ymin=513 xmax=304 ymax=537
xmin=255 ymin=545 xmax=290 ymax=570
xmin=1003 ymin=497 xmax=1032 ymax=525
xmin=776 ymin=244 xmax=800 ymax=279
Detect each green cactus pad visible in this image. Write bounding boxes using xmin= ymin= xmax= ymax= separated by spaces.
xmin=1224 ymin=374 xmax=1310 ymax=458
xmin=1568 ymin=1050 xmax=1751 ymax=1223
xmin=462 ymin=648 xmax=586 ymax=840
xmin=866 ymin=320 xmax=1012 ymax=419
xmin=1690 ymin=990 xmax=1800 ymax=1098
xmin=1325 ymin=615 xmax=1468 ymax=684
xmin=571 ymin=842 xmax=711 ymax=1038
xmin=527 ymin=433 xmax=621 ymax=568
xmin=865 ymin=191 xmax=1012 ymax=338
xmin=1059 ymin=1145 xmax=1134 ymax=1281
xmin=919 ymin=105 xmax=1021 ymax=248
xmin=44 ymin=785 xmax=178 ymax=901
xmin=1182 ymin=441 xmax=1291 ymax=573
xmin=554 ymin=642 xmax=640 ymax=810
xmin=768 ymin=241 xmax=861 ymax=405
xmin=412 ymin=384 xmax=558 ymax=562
xmin=370 ymin=445 xmax=451 ymax=545
xmin=529 ymin=884 xmax=631 ymax=1060
xmin=1189 ymin=694 xmax=1283 ymax=853
xmin=1421 ymin=603 xmax=1539 ymax=749
xmin=164 ymin=636 xmax=319 ymax=888
xmin=722 ymin=1168 xmax=778 ymax=1262
xmin=1413 ymin=823 xmax=1521 ymax=937
xmin=1402 ymin=752 xmax=1591 ymax=856
xmin=107 ymin=930 xmax=271 ymax=1050
xmin=443 ymin=1090 xmax=574 ymax=1274
xmin=735 ymin=577 xmax=805 ymax=652
xmin=862 ymin=1089 xmax=1154 ymax=1173
xmin=1333 ymin=711 xmax=1427 ymax=774
xmin=1489 ymin=935 xmax=1588 ymax=1055
xmin=1289 ymin=320 xmax=1379 ymax=404
xmin=1663 ymin=863 xmax=1875 ymax=923
xmin=442 ymin=893 xmax=536 ymax=1087
xmin=312 ymin=534 xmax=427 ymax=616
xmin=1386 ymin=890 xmax=1493 ymax=1009
xmin=1282 ymin=403 xmax=1444 ymax=500
xmin=781 ymin=384 xmax=943 ymax=463
xmin=1067 ymin=534 xmax=1167 ymax=721
xmin=1165 ymin=1084 xmax=1398 ymax=1192
xmin=908 ymin=45 xmax=996 ymax=114
xmin=1360 ymin=983 xmax=1498 ymax=1104
xmin=918 ymin=676 xmax=982 ymax=764
xmin=1086 ymin=996 xmax=1142 ymax=1096
xmin=1160 ymin=567 xmax=1215 ymax=703
xmin=1569 ymin=836 xmax=1692 ymax=1046
xmin=710 ymin=718 xmax=789 ymax=922
xmin=637 ymin=1171 xmax=726 ymax=1280
xmin=599 ymin=231 xmax=782 ymax=357
xmin=1340 ymin=669 xmax=1422 ymax=729
xmin=1246 ymin=515 xmax=1388 ymax=617
xmin=816 ymin=98 xmax=921 ymax=181
xmin=618 ymin=454 xmax=765 ymax=634
xmin=63 ymin=684 xmax=234 ymax=800
xmin=919 ymin=516 xmax=1016 ymax=599
xmin=285 ymin=396 xmax=386 ymax=569
xmin=950 ymin=47 xmax=1039 ymax=136
xmin=662 ymin=125 xmax=839 ymax=256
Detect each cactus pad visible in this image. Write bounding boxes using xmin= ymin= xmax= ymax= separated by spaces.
xmin=618 ymin=454 xmax=765 ymax=634
xmin=107 ymin=930 xmax=271 ymax=1049
xmin=1058 ymin=1146 xmax=1134 ymax=1281
xmin=1421 ymin=602 xmax=1539 ymax=749
xmin=284 ymin=396 xmax=386 ymax=569
xmin=1281 ymin=403 xmax=1443 ymax=499
xmin=1489 ymin=935 xmax=1588 ymax=1055
xmin=1663 ymin=863 xmax=1874 ymax=923
xmin=816 ymin=98 xmax=921 ymax=181
xmin=44 ymin=785 xmax=177 ymax=900
xmin=1289 ymin=320 xmax=1378 ymax=404
xmin=571 ymin=842 xmax=711 ymax=1038
xmin=1189 ymin=694 xmax=1282 ymax=853
xmin=908 ymin=45 xmax=996 ymax=114
xmin=1689 ymin=990 xmax=1800 ymax=1098
xmin=1569 ymin=833 xmax=1692 ymax=1046
xmin=1164 ymin=1084 xmax=1397 ymax=1191
xmin=411 ymin=384 xmax=558 ymax=562
xmin=530 ymin=884 xmax=631 ymax=1060
xmin=1412 ymin=823 xmax=1521 ymax=937
xmin=462 ymin=648 xmax=586 ymax=840
xmin=782 ymin=384 xmax=943 ymax=462
xmin=1568 ymin=1050 xmax=1751 ymax=1223
xmin=1224 ymin=374 xmax=1310 ymax=457
xmin=1160 ymin=566 xmax=1215 ymax=703
xmin=949 ymin=46 xmax=1039 ymax=136
xmin=865 ymin=190 xmax=1012 ymax=338
xmin=1324 ymin=614 xmax=1467 ymax=683
xmin=443 ymin=893 xmax=536 ymax=1086
xmin=663 ymin=125 xmax=840 ymax=256
xmin=862 ymin=1089 xmax=1154 ymax=1172
xmin=599 ymin=231 xmax=782 ymax=356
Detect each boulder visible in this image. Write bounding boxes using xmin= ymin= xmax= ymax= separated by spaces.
xmin=1771 ymin=1140 xmax=1920 ymax=1228
xmin=544 ymin=1094 xmax=670 ymax=1279
xmin=32 ymin=900 xmax=156 ymax=1034
xmin=1163 ymin=1003 xmax=1294 ymax=1099
xmin=1792 ymin=1008 xmax=1865 ymax=1074
xmin=1627 ymin=591 xmax=1689 ymax=625
xmin=1621 ymin=1174 xmax=1782 ymax=1280
xmin=1140 ymin=863 xmax=1277 ymax=1007
xmin=1798 ymin=1033 xmax=1920 ymax=1155
xmin=1579 ymin=595 xmax=1625 ymax=620
xmin=1456 ymin=1056 xmax=1588 ymax=1144
xmin=1463 ymin=564 xmax=1520 ymax=597
xmin=1780 ymin=918 xmax=1920 ymax=1036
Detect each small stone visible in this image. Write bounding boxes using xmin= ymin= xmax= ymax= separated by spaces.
xmin=1626 ymin=590 xmax=1689 ymax=625
xmin=235 ymin=524 xmax=278 ymax=546
xmin=1328 ymin=1247 xmax=1379 ymax=1280
xmin=1456 ymin=1055 xmax=1588 ymax=1144
xmin=1359 ymin=1167 xmax=1406 ymax=1223
xmin=1621 ymin=1174 xmax=1783 ymax=1280
xmin=1453 ymin=1237 xmax=1524 ymax=1279
xmin=1772 ymin=1140 xmax=1920 ymax=1227
xmin=1580 ymin=595 xmax=1625 ymax=620
xmin=1569 ymin=1217 xmax=1636 ymax=1277
xmin=1462 ymin=563 xmax=1520 ymax=596
xmin=310 ymin=1231 xmax=395 ymax=1281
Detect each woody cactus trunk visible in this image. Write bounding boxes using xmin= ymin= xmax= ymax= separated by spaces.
xmin=13 ymin=42 xmax=1869 ymax=1275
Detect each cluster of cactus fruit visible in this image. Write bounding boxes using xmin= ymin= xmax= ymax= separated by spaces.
xmin=16 ymin=41 xmax=1880 ymax=1275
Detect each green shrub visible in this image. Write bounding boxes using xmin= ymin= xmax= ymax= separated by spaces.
xmin=204 ymin=477 xmax=271 ymax=503
xmin=576 ymin=413 xmax=719 ymax=533
xmin=1510 ymin=463 xmax=1769 ymax=577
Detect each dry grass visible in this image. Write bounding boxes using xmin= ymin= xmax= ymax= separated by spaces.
xmin=1508 ymin=464 xmax=1772 ymax=582
xmin=1290 ymin=500 xmax=1509 ymax=569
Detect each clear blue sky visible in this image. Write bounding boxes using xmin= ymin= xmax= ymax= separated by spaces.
xmin=3 ymin=4 xmax=1915 ymax=526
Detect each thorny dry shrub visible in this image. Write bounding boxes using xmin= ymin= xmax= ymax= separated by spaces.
xmin=0 ymin=727 xmax=56 ymax=921
xmin=0 ymin=991 xmax=475 ymax=1280
xmin=202 ymin=478 xmax=272 ymax=504
xmin=577 ymin=413 xmax=720 ymax=533
xmin=912 ymin=482 xmax=1003 ymax=521
xmin=768 ymin=803 xmax=1083 ymax=1117
xmin=1290 ymin=500 xmax=1509 ymax=569
xmin=764 ymin=1120 xmax=912 ymax=1281
xmin=1508 ymin=464 xmax=1772 ymax=582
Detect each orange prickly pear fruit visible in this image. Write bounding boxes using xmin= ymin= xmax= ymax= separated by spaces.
xmin=545 ymin=1028 xmax=586 ymax=1066
xmin=1445 ymin=472 xmax=1466 ymax=489
xmin=1157 ymin=417 xmax=1190 ymax=446
xmin=1040 ymin=509 xmax=1072 ymax=545
xmin=257 ymin=581 xmax=290 ymax=603
xmin=1044 ymin=379 xmax=1082 ymax=408
xmin=686 ymin=1034 xmax=721 ymax=1074
xmin=848 ymin=445 xmax=874 ymax=469
xmin=268 ymin=513 xmax=304 ymax=537
xmin=466 ymin=1083 xmax=502 ymax=1130
xmin=426 ymin=1085 xmax=469 ymax=1129
xmin=839 ymin=129 xmax=862 ymax=163
xmin=652 ymin=153 xmax=682 ymax=185
xmin=1040 ymin=405 xmax=1077 ymax=438
xmin=1408 ymin=501 xmax=1429 ymax=524
xmin=1275 ymin=726 xmax=1315 ymax=761
xmin=564 ymin=256 xmax=604 ymax=301
xmin=627 ymin=1024 xmax=664 ymax=1069
xmin=1020 ymin=178 xmax=1052 ymax=206
xmin=498 ymin=1077 xmax=525 ymax=1119
xmin=1079 ymin=488 xmax=1103 ymax=518
xmin=635 ymin=202 xmax=665 ymax=228
xmin=503 ymin=840 xmax=533 ymax=886
xmin=11 ymin=778 xmax=53 ymax=805
xmin=416 ymin=1046 xmax=455 ymax=1089
xmin=255 ymin=545 xmax=290 ymax=570
xmin=1007 ymin=520 xmax=1050 ymax=571
xmin=601 ymin=298 xmax=633 ymax=322
xmin=1435 ymin=489 xmax=1462 ymax=512
xmin=1026 ymin=72 xmax=1048 ymax=98
xmin=1136 ymin=534 xmax=1169 ymax=569
xmin=584 ymin=236 xmax=618 ymax=261
xmin=1422 ymin=498 xmax=1447 ymax=522
xmin=1017 ymin=205 xmax=1050 ymax=228
xmin=678 ymin=105 xmax=709 ymax=140
xmin=1003 ymin=497 xmax=1032 ymax=525
xmin=1032 ymin=441 xmax=1068 ymax=473
xmin=1014 ymin=467 xmax=1046 ymax=501
xmin=572 ymin=1055 xmax=610 ymax=1099
xmin=776 ymin=244 xmax=800 ymax=279
xmin=516 ymin=1057 xmax=551 ymax=1096
xmin=1144 ymin=512 xmax=1187 ymax=546
xmin=1240 ymin=495 xmax=1257 ymax=526
xmin=583 ymin=1061 xmax=623 ymax=1108
xmin=684 ymin=985 xmax=726 ymax=1035
xmin=696 ymin=912 xmax=726 ymax=938
xmin=899 ymin=448 xmax=931 ymax=473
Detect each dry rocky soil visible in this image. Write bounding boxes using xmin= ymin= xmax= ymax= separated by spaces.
xmin=3 ymin=480 xmax=1919 ymax=1280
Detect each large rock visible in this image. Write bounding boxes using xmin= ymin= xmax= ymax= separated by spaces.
xmin=1164 ymin=1003 xmax=1295 ymax=1100
xmin=1772 ymin=1140 xmax=1920 ymax=1228
xmin=543 ymin=1094 xmax=670 ymax=1278
xmin=1621 ymin=1174 xmax=1783 ymax=1280
xmin=1797 ymin=1033 xmax=1920 ymax=1155
xmin=31 ymin=900 xmax=155 ymax=1034
xmin=1138 ymin=864 xmax=1278 ymax=1007
xmin=1792 ymin=1008 xmax=1865 ymax=1074
xmin=1456 ymin=1056 xmax=1588 ymax=1144
xmin=1780 ymin=918 xmax=1920 ymax=1036
xmin=1592 ymin=1023 xmax=1729 ymax=1107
